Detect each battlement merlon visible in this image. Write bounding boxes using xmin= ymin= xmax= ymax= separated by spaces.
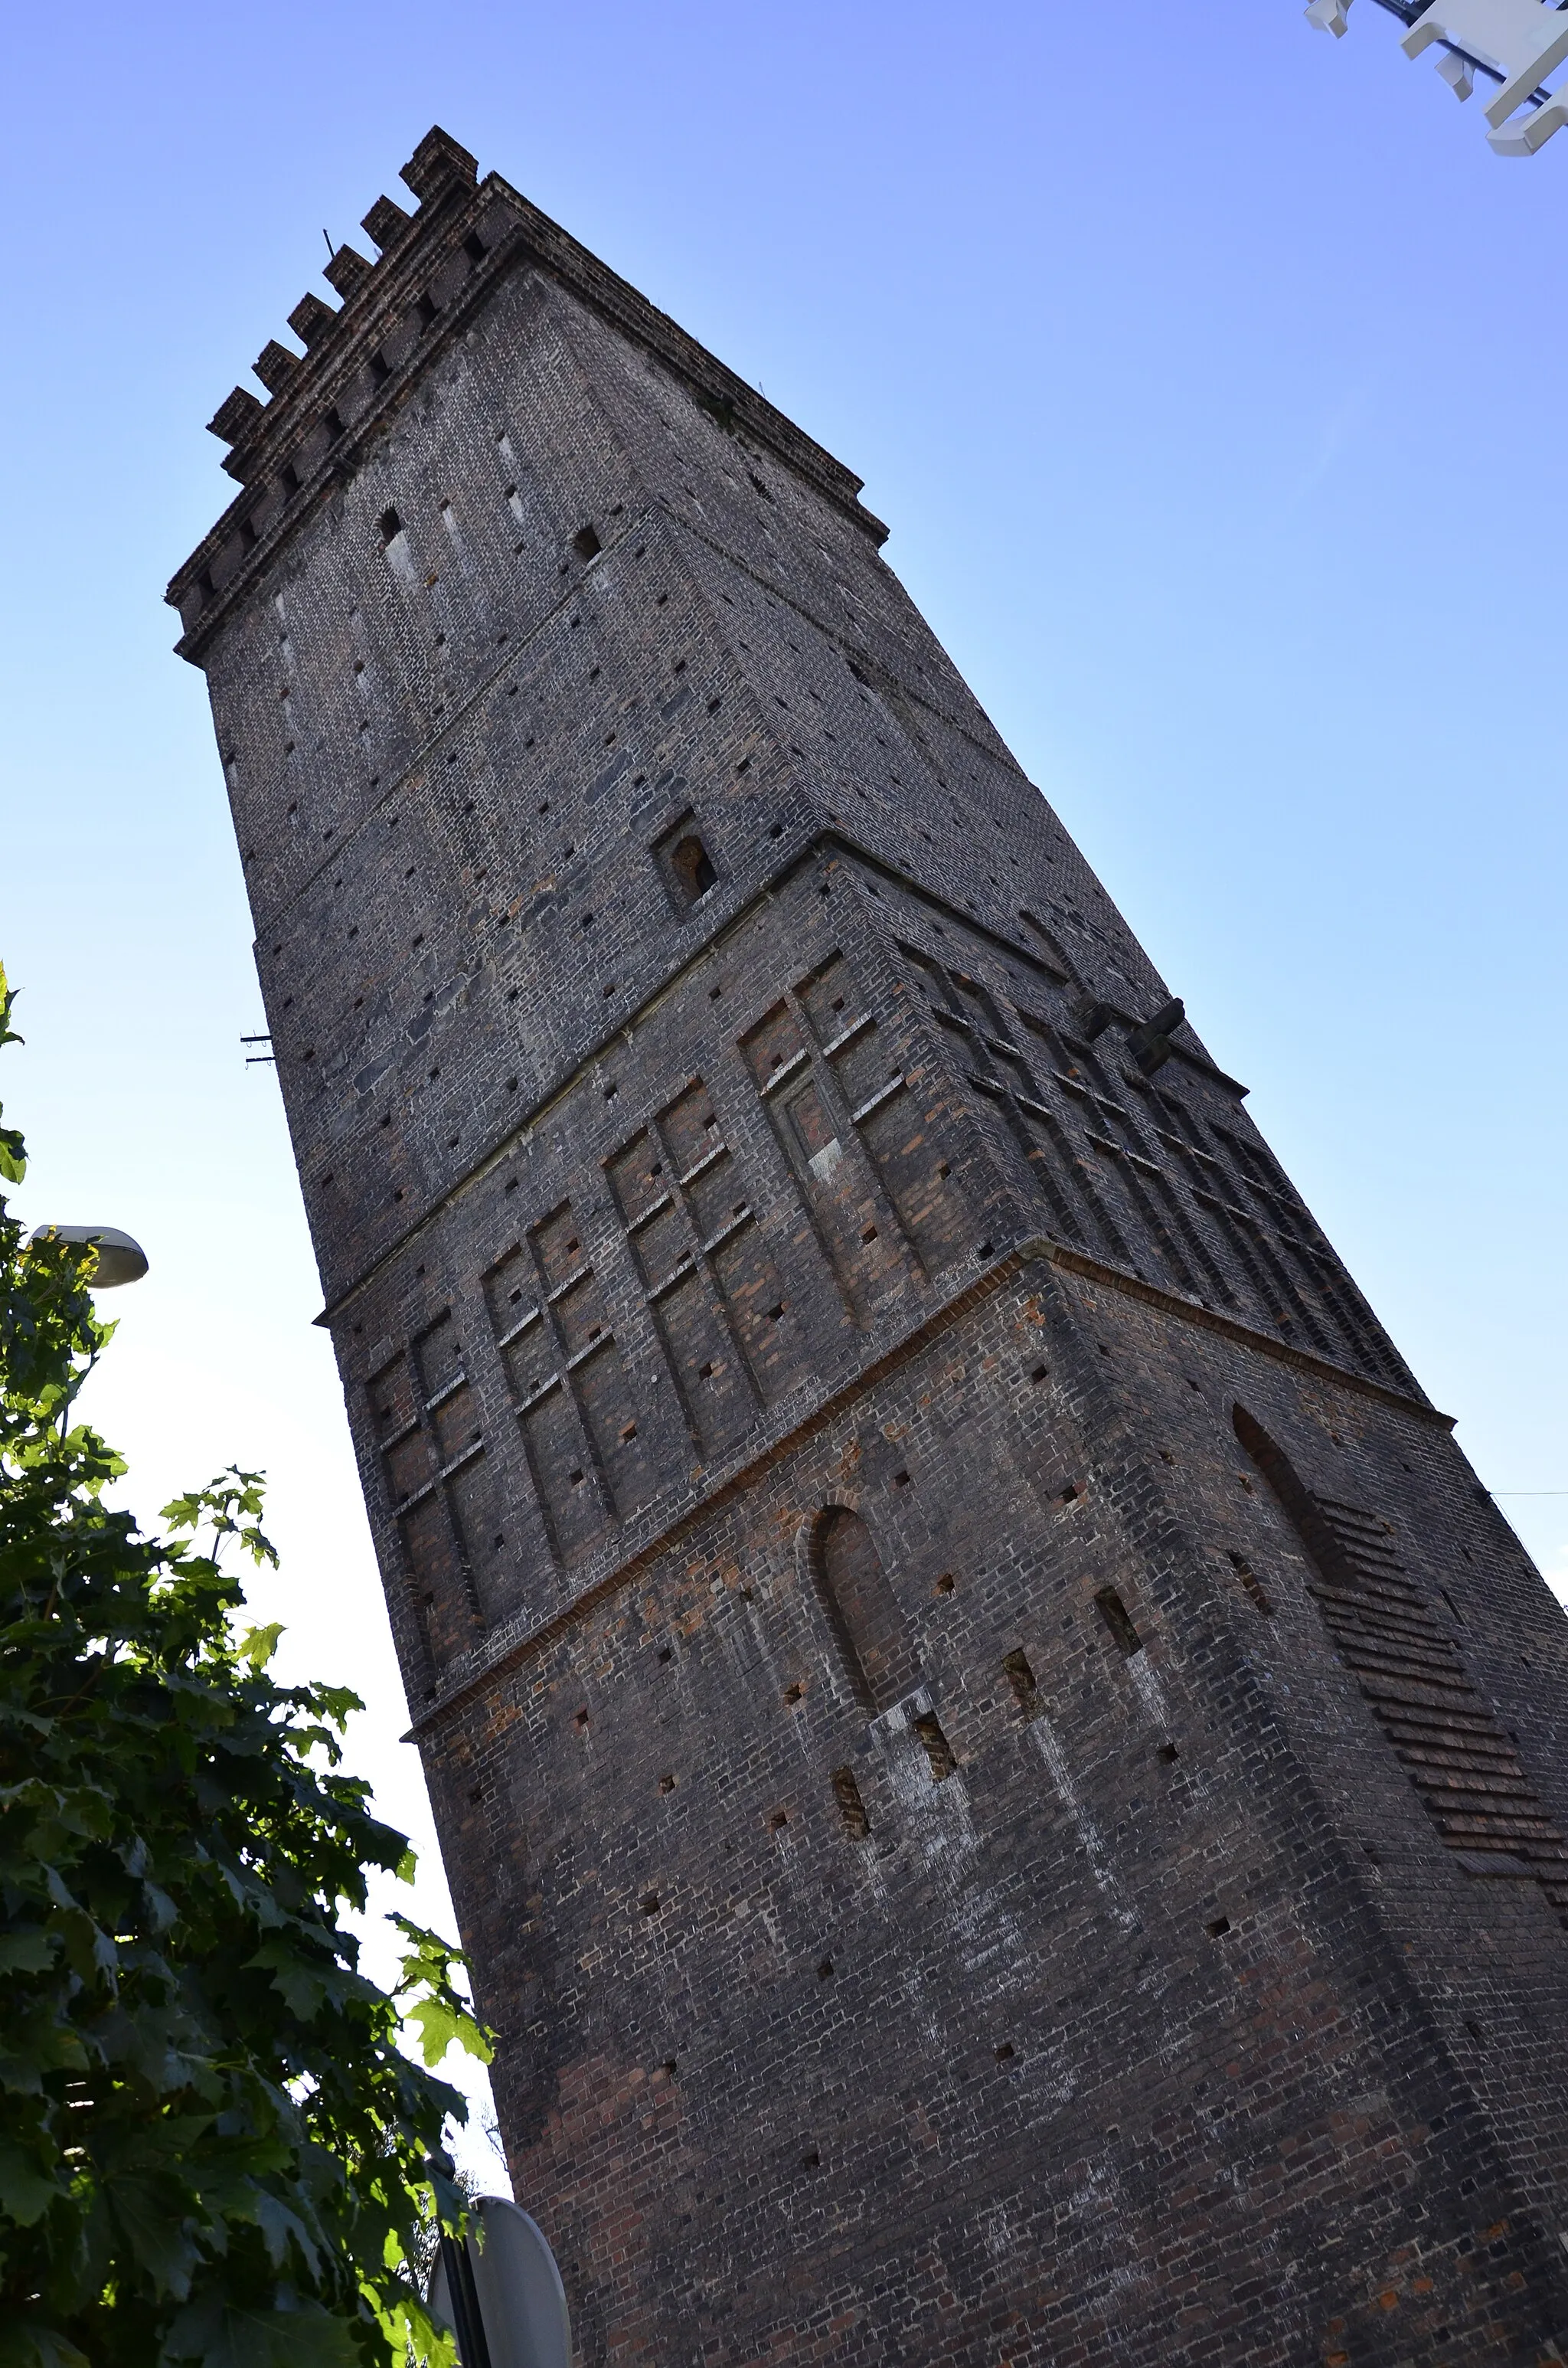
xmin=164 ymin=123 xmax=889 ymax=665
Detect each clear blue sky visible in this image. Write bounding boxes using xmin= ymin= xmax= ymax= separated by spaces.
xmin=2 ymin=0 xmax=1564 ymax=2160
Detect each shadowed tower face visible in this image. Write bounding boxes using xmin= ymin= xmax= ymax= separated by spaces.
xmin=171 ymin=128 xmax=1568 ymax=2368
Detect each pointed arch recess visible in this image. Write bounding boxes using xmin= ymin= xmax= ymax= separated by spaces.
xmin=805 ymin=1506 xmax=920 ymax=1715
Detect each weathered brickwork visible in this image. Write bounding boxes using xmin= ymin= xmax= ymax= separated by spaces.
xmin=170 ymin=127 xmax=1568 ymax=2365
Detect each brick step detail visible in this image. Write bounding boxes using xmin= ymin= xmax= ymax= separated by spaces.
xmin=1399 ymin=1782 xmax=1544 ymax=1817
xmin=1377 ymin=1716 xmax=1544 ymax=1764
xmin=1308 ymin=1496 xmax=1568 ymax=1920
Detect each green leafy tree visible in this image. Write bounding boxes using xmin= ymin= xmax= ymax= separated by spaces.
xmin=0 ymin=963 xmax=491 ymax=2366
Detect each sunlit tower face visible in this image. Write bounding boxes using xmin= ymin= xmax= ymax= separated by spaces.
xmin=168 ymin=123 xmax=1568 ymax=2368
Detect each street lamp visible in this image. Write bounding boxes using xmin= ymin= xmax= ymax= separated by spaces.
xmin=1305 ymin=0 xmax=1568 ymax=155
xmin=28 ymin=1225 xmax=149 ymax=1288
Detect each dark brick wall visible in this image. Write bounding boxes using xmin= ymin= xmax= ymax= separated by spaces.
xmin=172 ymin=132 xmax=1568 ymax=2366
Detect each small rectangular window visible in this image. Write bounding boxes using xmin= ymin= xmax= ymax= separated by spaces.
xmin=1002 ymin=1649 xmax=1039 ymax=1716
xmin=652 ymin=810 xmax=719 ymax=913
xmin=912 ymin=1712 xmax=956 ymax=1782
xmin=1226 ymin=1550 xmax=1273 ymax=1617
xmin=1095 ymin=1588 xmax=1143 ymax=1657
xmin=831 ymin=1765 xmax=871 ymax=1838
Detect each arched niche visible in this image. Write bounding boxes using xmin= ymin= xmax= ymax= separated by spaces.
xmin=1233 ymin=1402 xmax=1347 ymax=1586
xmin=805 ymin=1505 xmax=920 ymax=1715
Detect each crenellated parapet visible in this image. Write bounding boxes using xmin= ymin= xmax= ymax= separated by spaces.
xmin=207 ymin=126 xmax=478 ymax=484
xmin=165 ymin=125 xmax=885 ymax=662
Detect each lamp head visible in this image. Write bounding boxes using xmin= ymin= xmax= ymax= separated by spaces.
xmin=29 ymin=1225 xmax=149 ymax=1288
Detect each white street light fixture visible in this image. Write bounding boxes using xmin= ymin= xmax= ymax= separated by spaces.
xmin=1305 ymin=0 xmax=1568 ymax=153
xmin=28 ymin=1225 xmax=149 ymax=1288
xmin=1406 ymin=0 xmax=1568 ymax=146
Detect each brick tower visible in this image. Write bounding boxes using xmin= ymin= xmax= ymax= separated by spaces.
xmin=169 ymin=129 xmax=1568 ymax=2367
